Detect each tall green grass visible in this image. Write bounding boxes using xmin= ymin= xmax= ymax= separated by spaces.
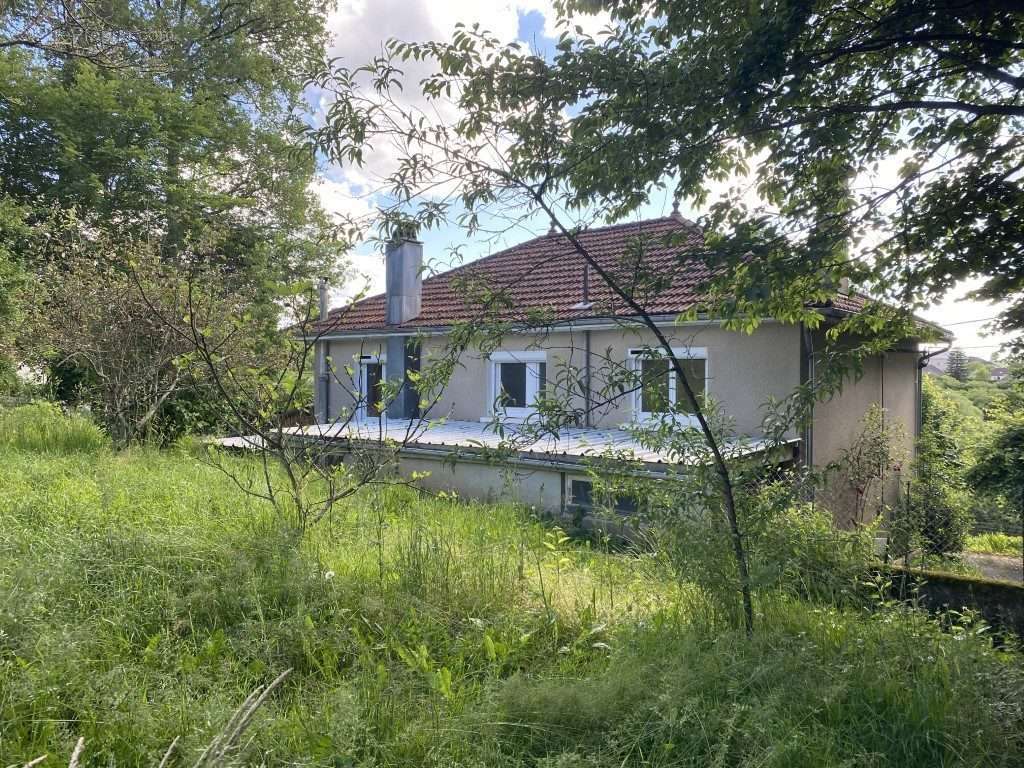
xmin=0 ymin=401 xmax=109 ymax=454
xmin=0 ymin=405 xmax=1022 ymax=766
xmin=490 ymin=597 xmax=1023 ymax=767
xmin=967 ymin=532 xmax=1023 ymax=556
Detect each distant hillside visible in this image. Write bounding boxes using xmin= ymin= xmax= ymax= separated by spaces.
xmin=923 ymin=350 xmax=992 ymax=377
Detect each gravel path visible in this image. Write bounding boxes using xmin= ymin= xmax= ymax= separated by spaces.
xmin=964 ymin=552 xmax=1024 ymax=583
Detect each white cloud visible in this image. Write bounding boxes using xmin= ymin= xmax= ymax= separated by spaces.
xmin=311 ymin=176 xmax=375 ymax=224
xmin=334 ymin=250 xmax=385 ymax=303
xmin=919 ymin=279 xmax=1018 ymax=359
xmin=326 ymin=0 xmax=607 ymax=62
xmin=309 ymin=175 xmax=384 ymax=301
xmin=312 ymin=1 xmax=610 ymax=257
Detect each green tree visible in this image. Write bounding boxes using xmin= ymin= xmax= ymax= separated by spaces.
xmin=911 ymin=376 xmax=973 ymax=556
xmin=968 ymin=361 xmax=992 ymax=382
xmin=419 ymin=0 xmax=1024 ymax=346
xmin=22 ymin=246 xmax=196 ymax=443
xmin=0 ymin=0 xmax=339 ymax=311
xmin=0 ymin=0 xmax=344 ymax=420
xmin=968 ymin=415 xmax=1024 ymax=577
xmin=0 ymin=196 xmax=30 ymax=391
xmin=946 ymin=349 xmax=970 ymax=382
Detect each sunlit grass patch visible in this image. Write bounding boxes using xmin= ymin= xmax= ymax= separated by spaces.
xmin=967 ymin=532 xmax=1023 ymax=557
xmin=0 ymin=401 xmax=109 ymax=454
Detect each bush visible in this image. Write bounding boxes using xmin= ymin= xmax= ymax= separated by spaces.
xmin=913 ymin=481 xmax=973 ymax=556
xmin=750 ymin=501 xmax=875 ymax=604
xmin=906 ymin=378 xmax=973 ymax=556
xmin=0 ymin=401 xmax=109 ymax=454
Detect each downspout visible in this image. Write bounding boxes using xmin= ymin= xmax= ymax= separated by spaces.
xmin=317 ymin=277 xmax=330 ymax=423
xmin=583 ymin=329 xmax=592 ymax=427
xmin=799 ymin=323 xmax=815 ymax=469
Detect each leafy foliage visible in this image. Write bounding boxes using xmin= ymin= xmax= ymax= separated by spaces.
xmin=0 ymin=1 xmax=336 ymax=278
xmin=968 ymin=413 xmax=1024 ymax=568
xmin=0 ymin=0 xmax=343 ymax=405
xmin=20 ymin=247 xmax=200 ymax=444
xmin=389 ymin=1 xmax=1024 ymax=345
xmin=907 ymin=377 xmax=973 ymax=556
xmin=967 ymin=532 xmax=1024 ymax=556
xmin=927 ymin=362 xmax=1023 ymax=541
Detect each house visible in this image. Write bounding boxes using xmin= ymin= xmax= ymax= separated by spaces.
xmin=990 ymin=366 xmax=1010 ymax=382
xmin=309 ymin=215 xmax=944 ymax=526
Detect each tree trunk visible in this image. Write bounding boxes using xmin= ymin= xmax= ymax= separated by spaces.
xmin=541 ymin=208 xmax=755 ymax=635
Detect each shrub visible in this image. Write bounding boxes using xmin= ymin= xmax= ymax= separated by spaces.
xmin=0 ymin=401 xmax=109 ymax=454
xmin=749 ymin=500 xmax=875 ymax=604
xmin=906 ymin=377 xmax=973 ymax=556
xmin=968 ymin=415 xmax=1024 ymax=554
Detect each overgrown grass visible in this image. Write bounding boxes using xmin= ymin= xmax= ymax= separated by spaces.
xmin=1 ymin=406 xmax=1022 ymax=766
xmin=491 ymin=597 xmax=1023 ymax=767
xmin=0 ymin=400 xmax=109 ymax=454
xmin=967 ymin=532 xmax=1023 ymax=556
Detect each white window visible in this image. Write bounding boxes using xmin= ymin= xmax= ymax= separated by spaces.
xmin=629 ymin=347 xmax=708 ymax=423
xmin=357 ymin=355 xmax=386 ymax=419
xmin=489 ymin=350 xmax=547 ymax=419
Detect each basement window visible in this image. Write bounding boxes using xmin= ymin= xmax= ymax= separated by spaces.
xmin=568 ymin=478 xmax=639 ymax=516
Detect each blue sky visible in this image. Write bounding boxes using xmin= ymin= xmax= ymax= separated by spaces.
xmin=310 ymin=2 xmax=1016 ymax=357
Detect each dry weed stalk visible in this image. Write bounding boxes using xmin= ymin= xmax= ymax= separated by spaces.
xmin=19 ymin=669 xmax=292 ymax=768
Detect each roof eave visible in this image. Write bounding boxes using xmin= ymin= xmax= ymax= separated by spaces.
xmin=818 ymin=306 xmax=953 ymax=343
xmin=304 ymin=312 xmax=728 ymax=340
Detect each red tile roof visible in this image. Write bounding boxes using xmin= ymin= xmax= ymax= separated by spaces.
xmin=315 ymin=216 xmax=867 ymax=334
xmin=829 ymin=292 xmax=868 ymax=314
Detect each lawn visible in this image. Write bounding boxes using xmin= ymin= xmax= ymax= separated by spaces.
xmin=1 ymin=405 xmax=1022 ymax=767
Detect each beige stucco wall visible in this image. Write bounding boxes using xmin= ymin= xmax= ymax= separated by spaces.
xmin=375 ymin=321 xmax=804 ymax=438
xmin=586 ymin=322 xmax=801 ymax=435
xmin=317 ymin=322 xmax=921 ymax=527
xmin=398 ymin=454 xmax=564 ymax=510
xmin=813 ymin=345 xmax=919 ymax=526
xmin=323 ymin=337 xmax=389 ymax=419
